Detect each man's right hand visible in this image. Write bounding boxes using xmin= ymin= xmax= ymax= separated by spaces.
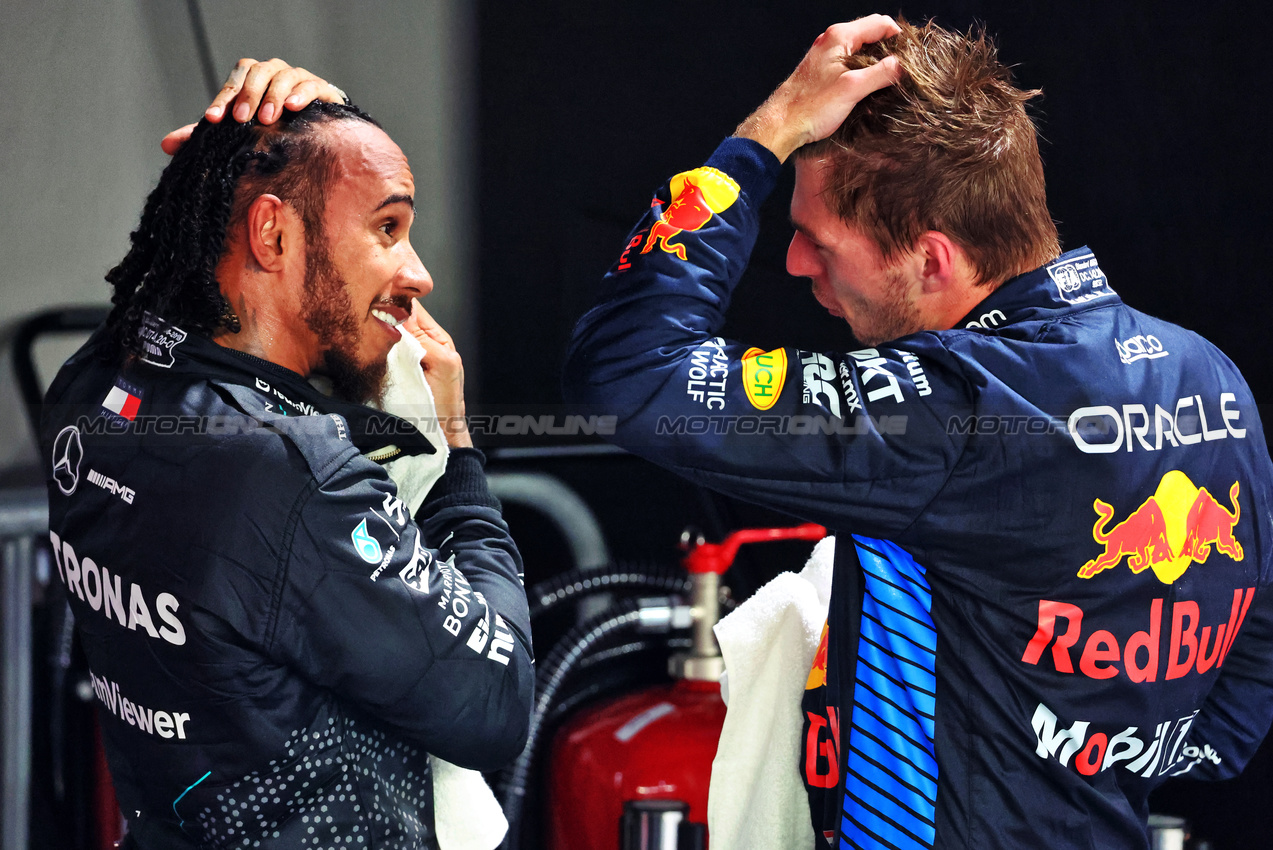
xmin=160 ymin=58 xmax=347 ymax=154
xmin=401 ymin=301 xmax=474 ymax=450
xmin=734 ymin=14 xmax=902 ymax=163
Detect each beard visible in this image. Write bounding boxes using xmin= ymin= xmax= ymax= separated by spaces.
xmin=299 ymin=237 xmax=389 ymax=405
xmin=846 ymin=267 xmax=923 ymax=347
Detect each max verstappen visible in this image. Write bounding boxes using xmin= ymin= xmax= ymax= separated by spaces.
xmin=41 ymin=63 xmax=532 ymax=848
xmin=564 ymin=15 xmax=1273 ymax=850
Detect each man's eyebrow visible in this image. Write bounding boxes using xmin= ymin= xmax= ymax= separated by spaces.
xmin=789 ymin=215 xmax=817 ymax=243
xmin=375 ymin=194 xmax=415 ymax=212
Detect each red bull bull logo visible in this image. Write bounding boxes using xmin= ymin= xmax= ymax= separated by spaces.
xmin=641 ymin=167 xmax=740 ymax=261
xmin=1078 ymin=471 xmax=1242 ymax=584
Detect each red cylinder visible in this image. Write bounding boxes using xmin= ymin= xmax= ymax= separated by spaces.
xmin=547 ymin=680 xmax=726 ymax=850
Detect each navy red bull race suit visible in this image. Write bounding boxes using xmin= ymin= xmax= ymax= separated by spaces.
xmin=563 ymin=137 xmax=1273 ymax=849
xmin=41 ymin=321 xmax=534 ymax=849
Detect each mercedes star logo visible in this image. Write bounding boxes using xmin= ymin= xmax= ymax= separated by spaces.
xmin=51 ymin=425 xmax=83 ymax=496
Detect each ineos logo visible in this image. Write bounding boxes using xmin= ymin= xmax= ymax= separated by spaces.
xmin=52 ymin=426 xmax=84 ymax=495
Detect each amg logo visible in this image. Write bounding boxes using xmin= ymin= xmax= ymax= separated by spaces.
xmin=87 ymin=469 xmax=135 ymax=504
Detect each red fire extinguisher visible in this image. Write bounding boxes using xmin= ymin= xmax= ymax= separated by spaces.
xmin=546 ymin=523 xmax=826 ymax=850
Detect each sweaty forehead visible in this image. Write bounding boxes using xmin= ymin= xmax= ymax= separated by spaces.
xmin=324 ymin=121 xmax=415 ymax=203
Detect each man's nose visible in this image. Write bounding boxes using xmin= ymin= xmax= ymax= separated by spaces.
xmin=786 ymin=231 xmax=817 ymax=278
xmin=399 ymin=243 xmax=434 ymax=297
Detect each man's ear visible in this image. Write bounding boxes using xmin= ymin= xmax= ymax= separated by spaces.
xmin=914 ymin=231 xmax=962 ymax=294
xmin=245 ymin=194 xmax=296 ymax=272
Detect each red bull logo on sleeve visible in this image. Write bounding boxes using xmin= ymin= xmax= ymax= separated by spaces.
xmin=640 ymin=167 xmax=740 ymax=261
xmin=1078 ymin=470 xmax=1242 ymax=584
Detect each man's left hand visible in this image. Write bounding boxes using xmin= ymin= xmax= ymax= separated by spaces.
xmin=161 ymin=58 xmax=347 ymax=154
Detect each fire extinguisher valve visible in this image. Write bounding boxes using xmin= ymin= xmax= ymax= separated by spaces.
xmin=669 ymin=571 xmax=726 ymax=682
xmin=671 ymin=523 xmax=826 ymax=683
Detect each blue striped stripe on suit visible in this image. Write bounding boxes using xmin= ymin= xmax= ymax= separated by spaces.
xmin=840 ymin=536 xmax=938 ymax=850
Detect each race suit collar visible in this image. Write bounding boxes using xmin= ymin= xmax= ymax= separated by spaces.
xmin=953 ymin=246 xmax=1120 ymax=332
xmin=133 ymin=313 xmax=436 ymax=456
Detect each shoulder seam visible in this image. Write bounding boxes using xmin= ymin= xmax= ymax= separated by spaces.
xmin=897 ymin=333 xmax=978 ymax=536
xmin=266 ymin=475 xmax=320 ymax=654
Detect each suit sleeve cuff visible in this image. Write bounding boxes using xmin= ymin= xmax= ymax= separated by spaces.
xmin=417 ymin=448 xmax=501 ymax=517
xmin=706 ymin=137 xmax=783 ymax=205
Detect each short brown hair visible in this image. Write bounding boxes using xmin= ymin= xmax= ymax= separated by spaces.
xmin=798 ymin=18 xmax=1060 ymax=286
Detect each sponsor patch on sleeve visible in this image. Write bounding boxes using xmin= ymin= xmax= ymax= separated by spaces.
xmin=351 ymin=518 xmax=383 ymax=564
xmin=639 ymin=167 xmax=740 ymax=262
xmin=742 ymin=348 xmax=786 ymax=410
xmin=397 ymin=539 xmax=434 ymax=594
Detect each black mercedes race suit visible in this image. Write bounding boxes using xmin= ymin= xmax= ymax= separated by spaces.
xmin=42 ymin=318 xmax=534 ymax=849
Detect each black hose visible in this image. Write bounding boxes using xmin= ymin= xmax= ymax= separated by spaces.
xmin=527 ymin=563 xmax=689 ymax=619
xmin=577 ymin=636 xmax=693 ymax=674
xmin=547 ymin=637 xmax=693 ymax=727
xmin=499 ymin=599 xmax=649 ymax=850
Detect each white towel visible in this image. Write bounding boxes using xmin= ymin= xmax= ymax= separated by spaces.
xmin=707 ymin=536 xmax=835 ymax=850
xmin=430 ymin=755 xmax=510 ymax=850
xmin=378 ymin=330 xmax=450 ymax=515
xmin=376 ymin=331 xmax=505 ymax=850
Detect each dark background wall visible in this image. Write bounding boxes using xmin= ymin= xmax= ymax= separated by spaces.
xmin=476 ymin=1 xmax=1271 ymax=409
xmin=476 ymin=3 xmax=1273 ymax=847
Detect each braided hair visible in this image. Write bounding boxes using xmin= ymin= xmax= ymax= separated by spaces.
xmin=104 ymin=100 xmax=378 ymax=358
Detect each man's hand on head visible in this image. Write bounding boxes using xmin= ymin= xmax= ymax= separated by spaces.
xmin=160 ymin=58 xmax=348 ymax=155
xmin=401 ymin=301 xmax=474 ymax=450
xmin=735 ymin=14 xmax=903 ymax=163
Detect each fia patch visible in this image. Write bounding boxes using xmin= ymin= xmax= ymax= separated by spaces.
xmin=1047 ymin=253 xmax=1114 ymax=305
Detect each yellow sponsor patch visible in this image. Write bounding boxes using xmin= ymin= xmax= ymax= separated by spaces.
xmin=742 ymin=347 xmax=786 ymax=410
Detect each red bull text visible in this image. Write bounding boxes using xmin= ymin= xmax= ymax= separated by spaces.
xmin=1022 ymin=588 xmax=1255 ymax=682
